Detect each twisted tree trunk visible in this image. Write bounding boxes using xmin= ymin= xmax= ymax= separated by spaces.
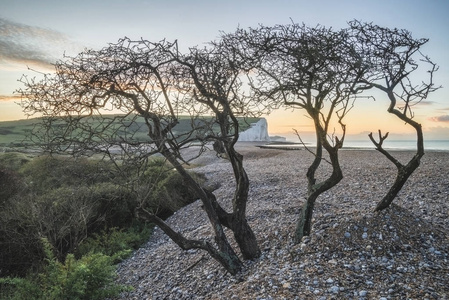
xmin=159 ymin=144 xmax=243 ymax=274
xmin=370 ymin=90 xmax=425 ymax=212
xmin=294 ymin=128 xmax=343 ymax=243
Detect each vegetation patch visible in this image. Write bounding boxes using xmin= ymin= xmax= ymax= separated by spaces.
xmin=0 ymin=152 xmax=204 ymax=298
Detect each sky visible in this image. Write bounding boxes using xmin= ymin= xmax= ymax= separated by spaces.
xmin=1 ymin=0 xmax=448 ymax=140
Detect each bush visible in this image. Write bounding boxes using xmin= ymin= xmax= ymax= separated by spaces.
xmin=136 ymin=158 xmax=206 ymax=219
xmin=0 ymin=155 xmax=203 ymax=278
xmin=0 ymin=181 xmax=138 ymax=274
xmin=0 ymin=152 xmax=31 ymax=171
xmin=0 ymin=192 xmax=43 ymax=277
xmin=0 ymin=168 xmax=21 ymax=206
xmin=0 ymin=156 xmax=138 ymax=276
xmin=0 ymin=239 xmax=129 ymax=300
xmin=19 ymin=155 xmax=115 ymax=194
xmin=0 ymin=152 xmax=28 ymax=206
xmin=75 ymin=224 xmax=153 ymax=261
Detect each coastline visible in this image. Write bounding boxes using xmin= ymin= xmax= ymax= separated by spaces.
xmin=253 ymin=140 xmax=449 ymax=152
xmin=116 ymin=143 xmax=449 ymax=299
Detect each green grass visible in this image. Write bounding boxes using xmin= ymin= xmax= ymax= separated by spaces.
xmin=0 ymin=115 xmax=260 ymax=148
xmin=0 ymin=119 xmax=39 ymax=146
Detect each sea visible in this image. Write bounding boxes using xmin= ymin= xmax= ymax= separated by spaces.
xmin=276 ymin=136 xmax=449 ymax=151
xmin=343 ymin=139 xmax=449 ymax=151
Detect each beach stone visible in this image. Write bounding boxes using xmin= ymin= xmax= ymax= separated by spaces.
xmin=359 ymin=290 xmax=368 ymax=297
xmin=282 ymin=282 xmax=291 ymax=289
xmin=114 ymin=148 xmax=449 ymax=299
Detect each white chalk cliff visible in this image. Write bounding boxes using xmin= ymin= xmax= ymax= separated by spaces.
xmin=238 ymin=118 xmax=271 ymax=142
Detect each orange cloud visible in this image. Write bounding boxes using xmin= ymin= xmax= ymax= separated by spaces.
xmin=0 ymin=95 xmax=21 ymax=102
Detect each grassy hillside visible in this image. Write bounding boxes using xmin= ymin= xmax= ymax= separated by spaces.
xmin=0 ymin=119 xmax=38 ymax=146
xmin=0 ymin=115 xmax=260 ymax=147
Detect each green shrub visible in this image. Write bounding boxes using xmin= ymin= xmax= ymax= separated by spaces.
xmin=0 ymin=153 xmax=28 ymax=207
xmin=0 ymin=239 xmax=129 ymax=300
xmin=0 ymin=180 xmax=137 ymax=276
xmin=0 ymin=168 xmax=21 ymax=206
xmin=19 ymin=155 xmax=115 ymax=194
xmin=0 ymin=192 xmax=44 ymax=277
xmin=0 ymin=277 xmax=41 ymax=300
xmin=135 ymin=158 xmax=206 ymax=218
xmin=1 ymin=154 xmax=204 ymax=279
xmin=7 ymin=182 xmax=137 ymax=259
xmin=0 ymin=152 xmax=31 ymax=171
xmin=76 ymin=224 xmax=153 ymax=261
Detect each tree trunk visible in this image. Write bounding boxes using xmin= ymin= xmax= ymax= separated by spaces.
xmin=136 ymin=208 xmax=241 ymax=275
xmin=295 ymin=193 xmax=318 ymax=243
xmin=294 ymin=127 xmax=343 ymax=243
xmin=231 ymin=217 xmax=260 ymax=259
xmin=371 ymin=91 xmax=425 ymax=211
xmin=206 ymin=180 xmax=261 ymax=260
xmin=159 ymin=144 xmax=243 ymax=274
xmin=222 ymin=136 xmax=261 ymax=260
xmin=375 ymin=156 xmax=421 ymax=211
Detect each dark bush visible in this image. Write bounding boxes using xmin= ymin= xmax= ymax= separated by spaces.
xmin=0 ymin=168 xmax=21 ymax=206
xmin=0 ymin=155 xmax=204 ymax=278
xmin=0 ymin=152 xmax=29 ymax=205
xmin=0 ymin=182 xmax=138 ymax=276
xmin=136 ymin=158 xmax=206 ymax=219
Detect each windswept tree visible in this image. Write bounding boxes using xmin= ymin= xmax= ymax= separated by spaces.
xmin=168 ymin=41 xmax=263 ymax=259
xmin=225 ymin=23 xmax=368 ymax=242
xmin=349 ymin=20 xmax=439 ymax=211
xmin=17 ymin=37 xmax=259 ymax=274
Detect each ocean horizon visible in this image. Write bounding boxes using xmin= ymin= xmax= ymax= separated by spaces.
xmin=277 ymin=136 xmax=449 ymax=151
xmin=342 ymin=139 xmax=449 ymax=151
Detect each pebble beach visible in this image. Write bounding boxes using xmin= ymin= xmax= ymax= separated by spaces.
xmin=115 ymin=143 xmax=449 ymax=299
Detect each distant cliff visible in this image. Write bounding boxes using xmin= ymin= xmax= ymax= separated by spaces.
xmin=238 ymin=118 xmax=271 ymax=142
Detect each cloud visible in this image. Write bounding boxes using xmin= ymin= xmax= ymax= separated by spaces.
xmin=397 ymin=101 xmax=437 ymax=111
xmin=424 ymin=126 xmax=449 ymax=140
xmin=0 ymin=18 xmax=70 ymax=69
xmin=415 ymin=101 xmax=437 ymax=106
xmin=429 ymin=115 xmax=449 ymax=122
xmin=0 ymin=95 xmax=21 ymax=102
xmin=277 ymin=124 xmax=314 ymax=128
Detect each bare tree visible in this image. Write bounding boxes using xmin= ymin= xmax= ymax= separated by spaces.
xmin=169 ymin=41 xmax=264 ymax=259
xmin=349 ymin=20 xmax=440 ymax=211
xmin=18 ymin=38 xmax=246 ymax=274
xmin=225 ymin=23 xmax=368 ymax=242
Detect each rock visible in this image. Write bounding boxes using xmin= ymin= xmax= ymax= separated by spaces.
xmin=282 ymin=282 xmax=291 ymax=289
xmin=359 ymin=290 xmax=368 ymax=297
xmin=328 ymin=259 xmax=337 ymax=265
xmin=114 ymin=149 xmax=449 ymax=299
